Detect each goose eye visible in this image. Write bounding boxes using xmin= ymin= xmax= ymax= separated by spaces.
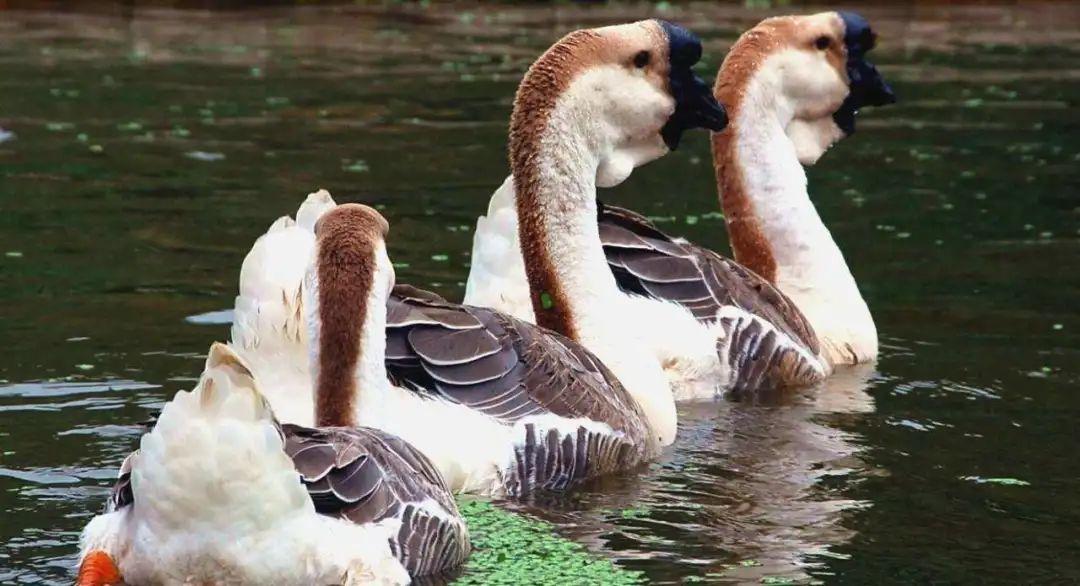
xmin=814 ymin=36 xmax=831 ymax=51
xmin=633 ymin=50 xmax=650 ymax=69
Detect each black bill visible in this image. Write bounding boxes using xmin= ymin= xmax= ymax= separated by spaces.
xmin=659 ymin=20 xmax=728 ymax=150
xmin=834 ymin=11 xmax=897 ymax=135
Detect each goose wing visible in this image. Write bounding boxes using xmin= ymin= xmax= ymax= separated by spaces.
xmin=598 ymin=203 xmax=820 ymax=356
xmin=102 ymin=418 xmax=468 ymax=577
xmin=283 ymin=423 xmax=470 ymax=577
xmin=386 ymin=285 xmax=650 ymax=443
xmin=105 ymin=451 xmax=136 ymax=513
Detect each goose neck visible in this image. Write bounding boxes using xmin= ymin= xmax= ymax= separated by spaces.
xmin=511 ymin=104 xmax=625 ymax=342
xmin=712 ymin=59 xmax=876 ymax=363
xmin=306 ymin=243 xmax=392 ymax=428
xmin=509 ymin=84 xmax=679 ymax=446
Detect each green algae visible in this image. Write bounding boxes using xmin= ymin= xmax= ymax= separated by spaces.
xmin=453 ymin=499 xmax=643 ymax=586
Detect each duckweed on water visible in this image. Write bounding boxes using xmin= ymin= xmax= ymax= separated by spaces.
xmin=343 ymin=160 xmax=370 ymax=173
xmin=961 ymin=476 xmax=1031 ymax=486
xmin=454 ymin=500 xmax=644 ymax=586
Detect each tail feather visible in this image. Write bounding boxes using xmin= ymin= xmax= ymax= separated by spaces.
xmin=230 ymin=195 xmax=337 ymax=426
xmin=201 ymin=343 xmax=275 ymax=421
xmin=463 ymin=175 xmax=535 ymax=321
xmin=297 ymin=189 xmax=337 ymax=231
xmin=136 ymin=342 xmax=307 ymax=530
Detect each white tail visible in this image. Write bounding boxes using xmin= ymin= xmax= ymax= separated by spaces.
xmin=229 ymin=190 xmax=339 ymax=427
xmin=135 ymin=343 xmax=309 ymax=536
xmin=463 ymin=175 xmax=535 ymax=322
xmin=296 ymin=188 xmax=337 ymax=231
xmin=86 ymin=341 xmax=408 ymax=584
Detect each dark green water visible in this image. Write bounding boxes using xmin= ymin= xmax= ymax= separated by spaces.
xmin=1 ymin=3 xmax=1077 ymax=584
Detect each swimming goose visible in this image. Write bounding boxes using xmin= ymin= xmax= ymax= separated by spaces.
xmin=77 ymin=342 xmax=469 ymax=586
xmin=232 ymin=197 xmax=659 ymax=497
xmin=465 ymin=12 xmax=894 ymax=397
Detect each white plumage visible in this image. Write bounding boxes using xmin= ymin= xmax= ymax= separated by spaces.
xmin=228 ymin=192 xmax=516 ymax=495
xmin=463 ymin=175 xmax=534 ymax=323
xmin=229 ymin=190 xmax=657 ymax=495
xmin=79 ymin=344 xmax=409 ymax=586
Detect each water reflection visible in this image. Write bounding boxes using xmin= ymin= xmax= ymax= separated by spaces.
xmin=506 ymin=366 xmax=876 ymax=583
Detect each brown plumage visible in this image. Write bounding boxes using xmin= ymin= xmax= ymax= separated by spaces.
xmin=283 ymin=424 xmax=470 ymax=576
xmin=509 ymin=21 xmax=668 ymax=341
xmin=386 ymin=284 xmax=656 ymax=496
xmin=313 ymin=204 xmax=387 ymax=428
xmin=711 ymin=15 xmax=848 ymax=283
xmin=715 ymin=311 xmax=826 ymax=391
xmin=509 ymin=29 xmax=599 ymax=340
xmin=105 ymin=451 xmax=136 ymax=513
xmin=710 ymin=23 xmax=792 ymax=284
xmin=599 ymin=204 xmax=818 ymax=352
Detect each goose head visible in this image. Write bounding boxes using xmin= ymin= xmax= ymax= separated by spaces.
xmin=510 ymin=19 xmax=726 ymax=189
xmin=305 ymin=203 xmax=394 ymax=428
xmin=716 ymin=11 xmax=895 ymax=164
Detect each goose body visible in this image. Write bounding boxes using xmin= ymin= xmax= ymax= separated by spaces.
xmin=77 ymin=343 xmax=469 ymax=586
xmin=465 ymin=11 xmax=895 ymax=398
xmin=231 ymin=193 xmax=660 ymax=497
xmin=465 ymin=192 xmax=823 ymax=398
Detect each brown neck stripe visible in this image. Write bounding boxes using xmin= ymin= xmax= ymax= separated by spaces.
xmin=313 ymin=206 xmax=384 ymax=428
xmin=710 ymin=21 xmax=803 ymax=284
xmin=509 ymin=29 xmax=604 ymax=340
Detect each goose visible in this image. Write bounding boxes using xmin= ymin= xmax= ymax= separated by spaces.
xmin=465 ymin=11 xmax=895 ymax=398
xmin=76 ymin=342 xmax=470 ymax=586
xmin=234 ymin=197 xmax=653 ymax=498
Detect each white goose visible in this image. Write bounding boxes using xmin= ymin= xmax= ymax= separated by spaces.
xmin=76 ymin=342 xmax=469 ymax=586
xmin=465 ymin=11 xmax=895 ymax=399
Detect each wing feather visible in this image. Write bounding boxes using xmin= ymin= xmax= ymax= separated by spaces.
xmin=385 ymin=285 xmax=657 ymax=495
xmin=281 ymin=424 xmax=470 ymax=576
xmin=599 ymin=203 xmax=821 ymax=356
xmin=386 ymin=285 xmax=650 ymax=443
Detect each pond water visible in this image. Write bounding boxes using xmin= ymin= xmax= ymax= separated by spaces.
xmin=1 ymin=2 xmax=1077 ymax=584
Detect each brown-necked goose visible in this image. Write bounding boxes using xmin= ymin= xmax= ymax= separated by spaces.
xmin=231 ymin=196 xmax=658 ymax=498
xmin=465 ymin=12 xmax=894 ymax=398
xmin=77 ymin=342 xmax=470 ymax=586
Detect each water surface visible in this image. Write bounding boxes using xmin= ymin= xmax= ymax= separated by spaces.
xmin=1 ymin=3 xmax=1078 ymax=584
